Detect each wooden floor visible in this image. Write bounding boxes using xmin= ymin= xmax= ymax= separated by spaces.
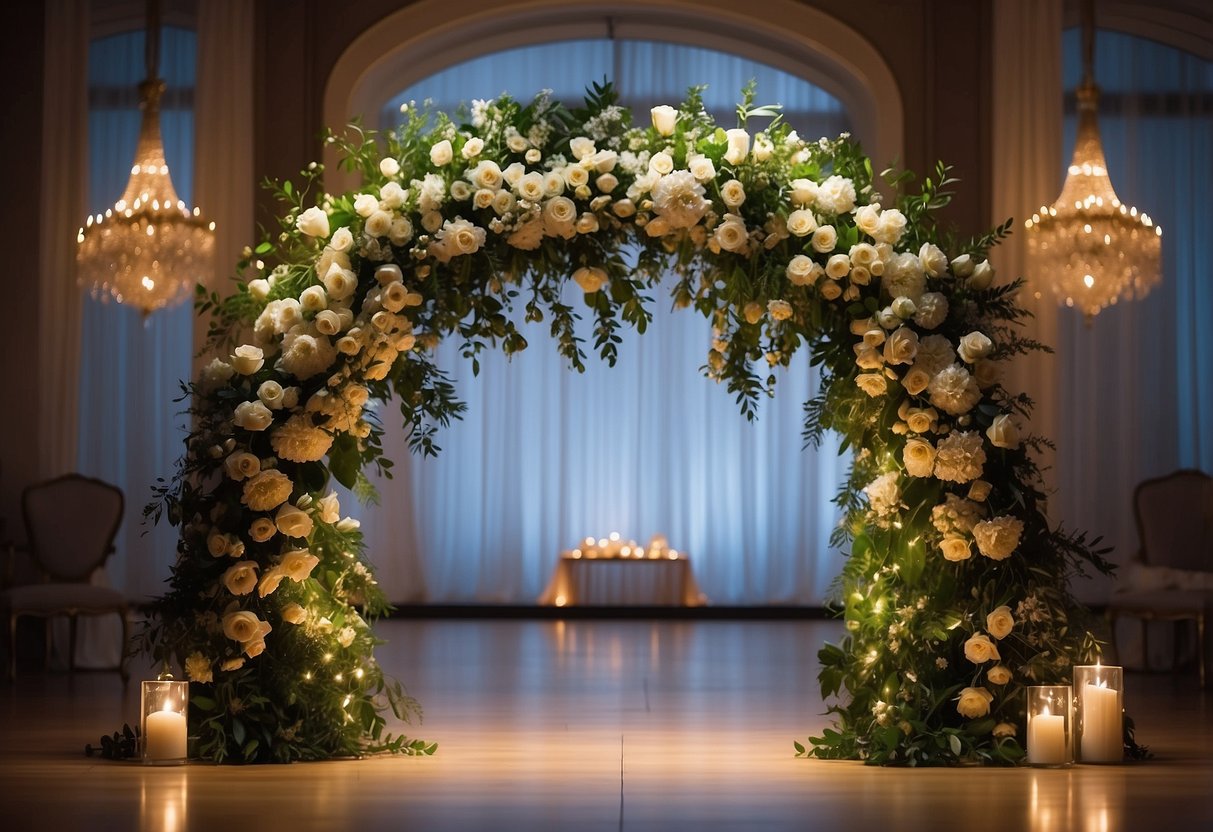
xmin=1 ymin=619 xmax=1211 ymax=831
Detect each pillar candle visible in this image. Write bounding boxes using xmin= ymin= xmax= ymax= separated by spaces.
xmin=1079 ymin=682 xmax=1122 ymax=762
xmin=145 ymin=709 xmax=188 ymax=761
xmin=1027 ymin=709 xmax=1066 ymax=765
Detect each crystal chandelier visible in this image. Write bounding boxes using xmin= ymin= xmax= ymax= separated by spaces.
xmin=76 ymin=0 xmax=214 ymax=316
xmin=1025 ymin=0 xmax=1161 ymax=321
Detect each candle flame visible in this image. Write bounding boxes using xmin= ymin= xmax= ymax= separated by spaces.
xmin=1041 ymin=706 xmax=1051 ymax=717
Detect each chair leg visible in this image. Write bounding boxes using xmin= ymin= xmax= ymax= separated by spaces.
xmin=68 ymin=615 xmax=78 ymax=674
xmin=1198 ymin=613 xmax=1206 ymax=690
xmin=118 ymin=609 xmax=130 ymax=683
xmin=7 ymin=613 xmax=16 ymax=681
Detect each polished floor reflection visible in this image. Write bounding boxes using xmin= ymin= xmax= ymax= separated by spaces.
xmin=1 ymin=619 xmax=1210 ymax=831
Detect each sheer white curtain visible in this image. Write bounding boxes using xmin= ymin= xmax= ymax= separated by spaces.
xmin=360 ymin=40 xmax=853 ymax=605
xmin=77 ymin=27 xmax=196 ymax=613
xmin=1052 ymin=29 xmax=1213 ymax=602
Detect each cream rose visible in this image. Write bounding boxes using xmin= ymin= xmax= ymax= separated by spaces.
xmin=275 ymin=503 xmax=314 ymax=539
xmin=724 ymin=128 xmax=750 ymax=165
xmin=958 ymin=331 xmax=994 ymax=364
xmin=688 ymin=156 xmax=715 ymax=182
xmin=206 ymin=528 xmax=229 ymax=558
xmin=786 ymin=255 xmax=820 ymax=286
xmin=249 ymin=517 xmax=277 ymax=543
xmin=650 ymin=105 xmax=678 ymax=136
xmin=222 ymin=609 xmax=271 ymax=644
xmin=720 ymin=179 xmax=746 ymax=209
xmin=430 ymin=139 xmax=453 ymax=166
xmin=901 ymin=367 xmax=931 ymax=396
xmin=713 ymin=215 xmax=749 ymax=253
xmin=257 ymin=567 xmax=286 ymax=598
xmin=572 ymin=266 xmax=608 ymax=293
xmin=956 ymin=686 xmax=994 ymax=719
xmin=282 ymin=603 xmax=309 ymax=625
xmin=234 ymin=400 xmax=274 ymax=432
xmin=280 ymin=549 xmax=320 ymax=582
xmin=257 ymin=380 xmax=285 ymax=410
xmin=939 ymin=536 xmax=972 ymax=562
xmin=964 ymin=633 xmax=1001 ymax=664
xmin=224 ymin=451 xmax=260 ymax=482
xmin=986 ymin=414 xmax=1020 ymax=450
xmin=905 ymin=407 xmax=937 ymax=434
xmin=221 ymin=657 xmax=245 ymax=672
xmin=819 ymin=280 xmax=842 ymax=301
xmin=968 ymin=480 xmax=993 ymax=502
xmin=811 ymin=225 xmax=837 ymax=253
xmin=969 ymin=260 xmax=994 ymax=290
xmin=903 ymin=437 xmax=936 ymax=478
xmin=222 ymin=561 xmax=259 ymax=596
xmin=856 ymin=373 xmax=888 ymax=397
xmin=296 ymin=206 xmax=330 ymax=238
xmin=883 ymin=326 xmax=919 ymax=366
xmin=992 ymin=722 xmax=1017 ymax=738
xmin=918 ymin=243 xmax=948 ymax=278
xmin=786 ymin=209 xmax=817 ymax=237
xmin=353 ymin=194 xmax=378 ymax=218
xmin=986 ymin=605 xmax=1015 ymax=639
xmin=854 ymin=203 xmax=881 ymax=236
xmin=231 ymin=345 xmax=264 ymax=375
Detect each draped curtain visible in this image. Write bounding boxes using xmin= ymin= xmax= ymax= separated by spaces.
xmin=77 ymin=27 xmax=196 ymax=613
xmin=1053 ymin=29 xmax=1213 ymax=601
xmin=361 ymin=40 xmax=853 ymax=605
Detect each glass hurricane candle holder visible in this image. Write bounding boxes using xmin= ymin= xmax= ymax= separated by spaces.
xmin=1026 ymin=685 xmax=1073 ymax=767
xmin=1074 ymin=664 xmax=1123 ymax=763
xmin=141 ymin=678 xmax=189 ymax=765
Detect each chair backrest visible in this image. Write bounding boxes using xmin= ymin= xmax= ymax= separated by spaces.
xmin=1133 ymin=469 xmax=1213 ymax=573
xmin=22 ymin=474 xmax=124 ymax=582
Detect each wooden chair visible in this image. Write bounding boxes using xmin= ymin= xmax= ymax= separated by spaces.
xmin=1105 ymin=469 xmax=1213 ymax=688
xmin=0 ymin=474 xmax=129 ymax=680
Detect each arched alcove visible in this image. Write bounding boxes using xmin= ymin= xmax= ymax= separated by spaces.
xmin=322 ymin=0 xmax=903 ymax=195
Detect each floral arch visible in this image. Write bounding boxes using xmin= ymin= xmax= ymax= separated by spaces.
xmin=145 ymin=83 xmax=1109 ymax=765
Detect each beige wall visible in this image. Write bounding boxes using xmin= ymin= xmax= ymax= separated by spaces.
xmin=2 ymin=0 xmax=994 ymax=532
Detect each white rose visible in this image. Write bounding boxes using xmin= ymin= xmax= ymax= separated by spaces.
xmin=314 ymin=309 xmax=342 ymax=336
xmin=688 ymin=155 xmax=715 ymax=182
xmin=883 ymin=326 xmax=919 ymax=366
xmin=224 ymin=451 xmax=260 ymax=482
xmin=280 ymin=549 xmax=320 ymax=582
xmin=612 ymin=198 xmax=636 ymax=218
xmin=461 ymin=137 xmax=484 ymax=159
xmin=365 ymin=210 xmax=393 ymax=238
xmin=322 ymin=263 xmax=357 ymax=302
xmin=353 ymin=194 xmax=378 ymax=218
xmin=780 ymin=209 xmax=815 ymax=240
xmin=568 ymin=136 xmax=596 ymax=161
xmin=956 ymin=686 xmax=994 ymax=719
xmin=721 ymin=179 xmax=746 ymax=209
xmin=379 ymin=157 xmax=400 ymax=177
xmin=786 ymin=255 xmax=821 ymax=286
xmin=951 ymin=253 xmax=975 ymax=278
xmin=825 ymin=254 xmax=850 ymax=280
xmin=986 ymin=605 xmax=1015 ymax=639
xmin=968 ymin=480 xmax=993 ymax=502
xmin=713 ymin=215 xmax=749 ymax=252
xmin=329 ymin=227 xmax=353 ymax=252
xmin=892 ymin=296 xmax=917 ymax=319
xmin=811 ymin=225 xmax=837 ymax=253
xmin=752 ymin=133 xmax=774 ymax=162
xmin=255 ymin=380 xmax=283 ymax=410
xmin=249 ymin=517 xmax=276 ymax=543
xmin=969 ymin=260 xmax=994 ymax=290
xmin=222 ymin=610 xmax=271 ymax=644
xmin=206 ymin=528 xmax=229 ymax=557
xmin=724 ymin=128 xmax=750 ymax=165
xmin=958 ymin=331 xmax=994 ymax=363
xmin=299 ymin=285 xmax=327 ymax=314
xmin=222 ymin=561 xmax=259 ymax=595
xmin=872 ymin=209 xmax=907 ymax=244
xmin=296 ymin=206 xmax=330 ymax=238
xmin=856 ymin=373 xmax=888 ymax=397
xmin=430 ymin=139 xmax=453 ymax=166
xmin=650 ymin=105 xmax=678 ymax=136
xmin=919 ymin=243 xmax=948 ymax=278
xmin=234 ymin=400 xmax=273 ymax=432
xmin=986 ymin=414 xmax=1020 ymax=449
xmin=905 ymin=407 xmax=937 ymax=434
xmin=790 ymin=178 xmax=818 ymax=207
xmin=819 ymin=280 xmax=842 ymax=301
xmin=903 ymin=437 xmax=936 ymax=477
xmin=901 ymin=367 xmax=931 ymax=396
xmin=275 ymin=503 xmax=315 ymax=539
xmin=854 ymin=203 xmax=881 ymax=236
xmin=247 ymin=278 xmax=270 ymax=302
xmin=231 ymin=345 xmax=264 ymax=375
xmin=964 ymin=634 xmax=1001 ymax=664
xmin=282 ymin=603 xmax=309 ymax=625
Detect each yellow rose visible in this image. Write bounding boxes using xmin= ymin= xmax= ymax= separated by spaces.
xmin=963 ymin=633 xmax=1001 ymax=664
xmin=222 ymin=561 xmax=259 ymax=596
xmin=903 ymin=437 xmax=936 ymax=478
xmin=986 ymin=605 xmax=1015 ymax=639
xmin=939 ymin=536 xmax=972 ymax=562
xmin=987 ymin=665 xmax=1013 ymax=685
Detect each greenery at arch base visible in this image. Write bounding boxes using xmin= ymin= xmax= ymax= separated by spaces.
xmin=144 ymin=83 xmax=1112 ymax=765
